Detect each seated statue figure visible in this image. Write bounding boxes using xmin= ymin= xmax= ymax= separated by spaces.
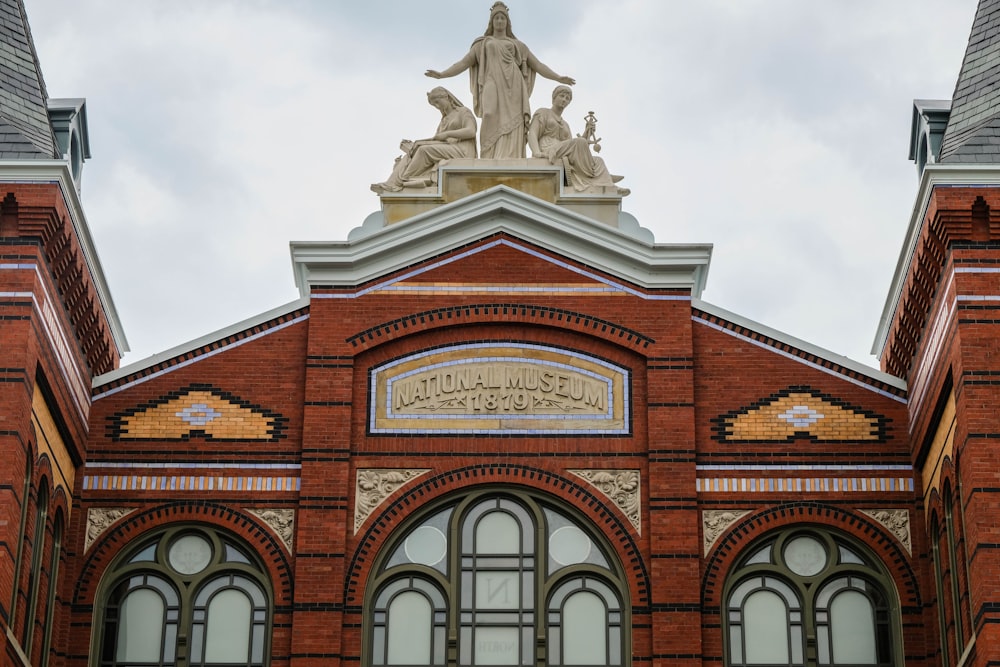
xmin=527 ymin=85 xmax=628 ymax=195
xmin=371 ymin=87 xmax=477 ymax=193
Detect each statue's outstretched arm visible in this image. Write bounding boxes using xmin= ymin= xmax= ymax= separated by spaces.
xmin=426 ymin=51 xmax=476 ymax=79
xmin=525 ymin=51 xmax=575 ymax=85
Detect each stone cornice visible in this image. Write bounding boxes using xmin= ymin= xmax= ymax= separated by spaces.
xmin=0 ymin=161 xmax=127 ymax=357
xmin=290 ymin=185 xmax=712 ymax=297
xmin=873 ymin=165 xmax=1000 ymax=364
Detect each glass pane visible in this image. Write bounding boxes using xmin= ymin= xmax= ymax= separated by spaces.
xmin=563 ymin=591 xmax=606 ymax=665
xmin=744 ymin=545 xmax=772 ymax=565
xmin=830 ymin=590 xmax=877 ymax=664
xmin=743 ymin=590 xmax=791 ymax=664
xmin=168 ymin=534 xmax=213 ymax=575
xmin=406 ymin=526 xmax=448 ymax=567
xmin=388 ymin=591 xmax=432 ymax=665
xmin=476 ymin=571 xmax=519 ymax=609
xmin=477 ymin=512 xmax=520 ymax=554
xmin=729 ymin=625 xmax=743 ymax=664
xmin=117 ymin=589 xmax=165 ymax=662
xmin=205 ymin=589 xmax=252 ymax=663
xmin=225 ymin=543 xmax=252 ymax=564
xmin=128 ymin=544 xmax=157 ymax=563
xmin=550 ymin=526 xmax=591 ymax=567
xmin=838 ymin=545 xmax=864 ymax=565
xmin=475 ymin=626 xmax=519 ymax=665
xmin=783 ymin=536 xmax=826 ymax=577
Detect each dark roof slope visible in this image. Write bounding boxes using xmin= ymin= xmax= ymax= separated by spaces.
xmin=0 ymin=0 xmax=55 ymax=159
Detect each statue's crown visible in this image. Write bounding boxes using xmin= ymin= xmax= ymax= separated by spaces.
xmin=490 ymin=2 xmax=510 ymax=15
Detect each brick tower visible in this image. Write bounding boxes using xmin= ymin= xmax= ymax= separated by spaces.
xmin=875 ymin=1 xmax=1000 ymax=664
xmin=0 ymin=1 xmax=125 ymax=665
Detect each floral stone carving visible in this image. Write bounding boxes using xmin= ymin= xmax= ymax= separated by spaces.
xmin=355 ymin=469 xmax=431 ymax=533
xmin=247 ymin=508 xmax=295 ymax=553
xmin=568 ymin=470 xmax=640 ymax=534
xmin=702 ymin=510 xmax=752 ymax=556
xmin=85 ymin=507 xmax=136 ymax=552
xmin=860 ymin=509 xmax=911 ymax=555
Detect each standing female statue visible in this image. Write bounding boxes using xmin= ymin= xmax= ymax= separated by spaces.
xmin=426 ymin=2 xmax=575 ymax=159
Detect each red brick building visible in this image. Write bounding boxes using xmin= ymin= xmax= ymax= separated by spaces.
xmin=1 ymin=1 xmax=998 ymax=666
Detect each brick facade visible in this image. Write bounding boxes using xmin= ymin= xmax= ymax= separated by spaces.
xmin=2 ymin=2 xmax=999 ymax=667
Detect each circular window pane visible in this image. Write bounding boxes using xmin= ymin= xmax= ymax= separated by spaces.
xmin=550 ymin=525 xmax=591 ymax=566
xmin=405 ymin=525 xmax=447 ymax=566
xmin=168 ymin=534 xmax=213 ymax=575
xmin=783 ymin=535 xmax=827 ymax=576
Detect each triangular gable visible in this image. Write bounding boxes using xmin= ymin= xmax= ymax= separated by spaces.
xmin=693 ymin=298 xmax=907 ymax=401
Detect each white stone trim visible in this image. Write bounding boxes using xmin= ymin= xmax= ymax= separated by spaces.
xmin=860 ymin=509 xmax=912 ymax=555
xmin=873 ymin=165 xmax=1000 ymax=358
xmin=568 ymin=469 xmax=641 ymax=534
xmin=85 ymin=507 xmax=136 ymax=552
xmin=354 ymin=469 xmax=431 ymax=533
xmin=0 ymin=162 xmax=127 ymax=354
xmin=291 ymin=185 xmax=712 ymax=297
xmin=703 ymin=510 xmax=752 ymax=555
xmin=247 ymin=508 xmax=295 ymax=553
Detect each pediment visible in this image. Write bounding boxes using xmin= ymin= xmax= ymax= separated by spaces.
xmin=290 ymin=185 xmax=712 ymax=296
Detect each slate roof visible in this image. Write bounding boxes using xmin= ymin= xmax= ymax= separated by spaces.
xmin=0 ymin=0 xmax=55 ymax=159
xmin=940 ymin=0 xmax=1000 ymax=163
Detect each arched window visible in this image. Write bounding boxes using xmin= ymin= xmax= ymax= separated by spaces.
xmin=22 ymin=478 xmax=49 ymax=654
xmin=94 ymin=525 xmax=272 ymax=667
xmin=367 ymin=491 xmax=629 ymax=667
xmin=8 ymin=456 xmax=32 ymax=628
xmin=40 ymin=510 xmax=64 ymax=667
xmin=930 ymin=515 xmax=950 ymax=667
xmin=943 ymin=484 xmax=968 ymax=656
xmin=724 ymin=528 xmax=899 ymax=667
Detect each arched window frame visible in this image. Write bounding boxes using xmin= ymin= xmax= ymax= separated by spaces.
xmin=930 ymin=513 xmax=950 ymax=667
xmin=92 ymin=524 xmax=274 ymax=667
xmin=22 ymin=477 xmax=50 ymax=654
xmin=943 ymin=481 xmax=970 ymax=656
xmin=364 ymin=489 xmax=631 ymax=667
xmin=9 ymin=454 xmax=33 ymax=625
xmin=40 ymin=509 xmax=64 ymax=667
xmin=722 ymin=527 xmax=901 ymax=667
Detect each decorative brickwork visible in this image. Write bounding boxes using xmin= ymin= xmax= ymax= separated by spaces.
xmin=711 ymin=386 xmax=889 ymax=442
xmin=346 ymin=302 xmax=655 ymax=351
xmin=107 ymin=384 xmax=288 ymax=441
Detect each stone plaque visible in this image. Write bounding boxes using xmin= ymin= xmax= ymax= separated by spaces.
xmin=370 ymin=343 xmax=629 ymax=434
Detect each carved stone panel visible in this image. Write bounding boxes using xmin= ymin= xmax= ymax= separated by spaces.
xmin=860 ymin=509 xmax=911 ymax=555
xmin=568 ymin=470 xmax=640 ymax=533
xmin=85 ymin=507 xmax=136 ymax=552
xmin=247 ymin=508 xmax=295 ymax=553
xmin=355 ymin=469 xmax=431 ymax=533
xmin=702 ymin=510 xmax=752 ymax=556
xmin=370 ymin=343 xmax=630 ymax=434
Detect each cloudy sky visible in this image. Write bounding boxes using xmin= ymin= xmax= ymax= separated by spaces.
xmin=24 ymin=1 xmax=979 ymax=370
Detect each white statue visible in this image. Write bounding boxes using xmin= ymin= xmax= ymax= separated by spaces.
xmin=371 ymin=87 xmax=477 ymax=193
xmin=425 ymin=2 xmax=575 ymax=159
xmin=528 ymin=86 xmax=628 ymax=195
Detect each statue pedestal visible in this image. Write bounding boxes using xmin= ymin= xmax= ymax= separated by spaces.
xmin=376 ymin=159 xmax=626 ymax=227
